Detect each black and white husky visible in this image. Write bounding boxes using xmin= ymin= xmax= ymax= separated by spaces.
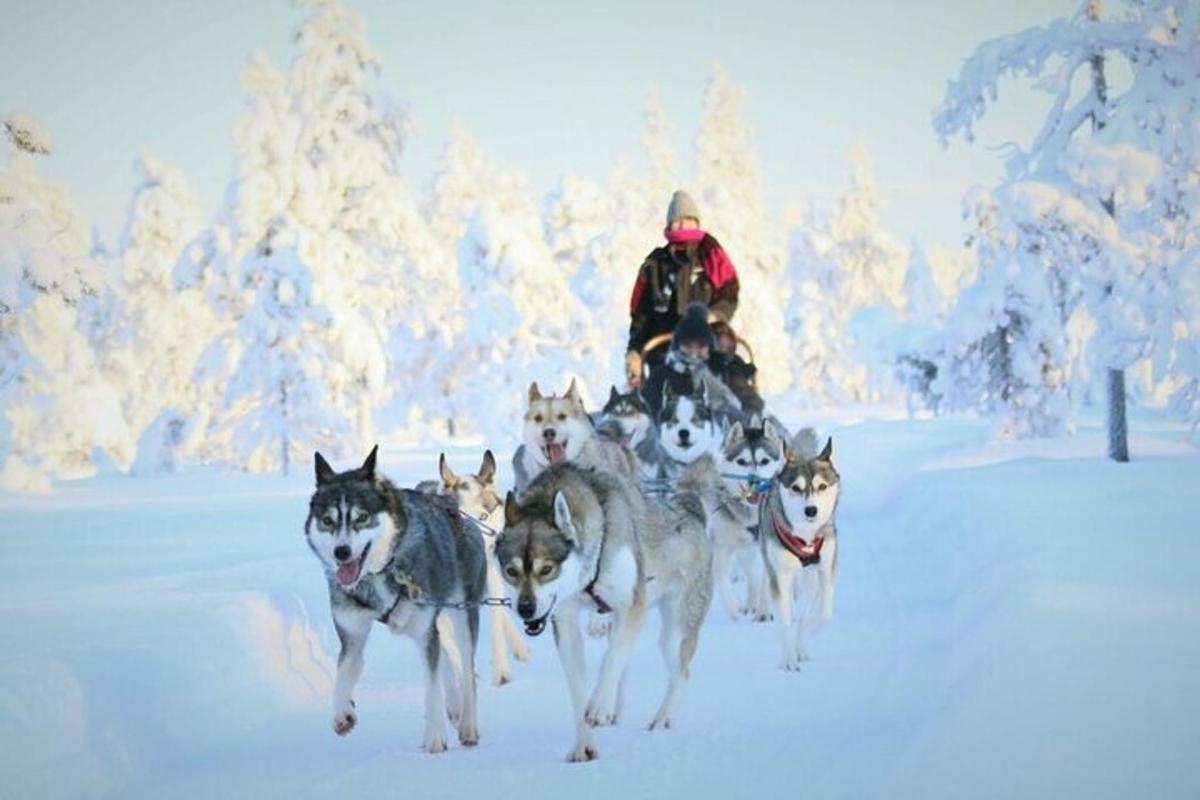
xmin=599 ymin=386 xmax=672 ymax=484
xmin=759 ymin=433 xmax=840 ymax=671
xmin=657 ymin=381 xmax=722 ymax=479
xmin=305 ymin=446 xmax=487 ymax=752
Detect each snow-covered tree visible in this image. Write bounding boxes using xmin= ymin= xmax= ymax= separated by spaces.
xmin=0 ymin=114 xmax=133 ymax=490
xmin=930 ymin=189 xmax=1072 ymax=437
xmin=199 ymin=224 xmax=352 ymax=474
xmin=934 ymin=0 xmax=1200 ymax=451
xmin=186 ymin=0 xmax=441 ymax=465
xmin=106 ymin=155 xmax=212 ymax=473
xmin=784 ymin=147 xmax=910 ymax=404
xmin=694 ymin=66 xmax=790 ymax=392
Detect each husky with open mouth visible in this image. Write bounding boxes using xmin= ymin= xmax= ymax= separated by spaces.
xmin=512 ymin=379 xmax=638 ymax=491
xmin=305 ymin=446 xmax=487 ymax=753
xmin=495 ymin=462 xmax=712 ymax=761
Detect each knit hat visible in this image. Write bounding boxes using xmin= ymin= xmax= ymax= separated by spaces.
xmin=666 ymin=190 xmax=701 ymax=226
xmin=672 ymin=302 xmax=715 ymax=350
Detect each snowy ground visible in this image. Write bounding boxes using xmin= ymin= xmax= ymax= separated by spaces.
xmin=2 ymin=410 xmax=1198 ymax=799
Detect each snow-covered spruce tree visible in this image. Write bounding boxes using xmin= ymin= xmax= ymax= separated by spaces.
xmin=0 ymin=114 xmax=134 ymax=490
xmin=188 ymin=0 xmax=442 ymax=467
xmin=889 ymin=241 xmax=949 ymax=416
xmin=107 ymin=155 xmax=212 ymax=474
xmin=784 ymin=146 xmax=909 ymax=404
xmin=544 ymin=173 xmax=613 ymax=371
xmin=199 ymin=224 xmax=350 ymax=474
xmin=931 ymin=189 xmax=1072 ymax=437
xmin=694 ymin=66 xmax=790 ymax=393
xmin=446 ymin=192 xmax=581 ymax=447
xmin=784 ymin=222 xmax=867 ymax=405
xmin=934 ymin=0 xmax=1200 ymax=452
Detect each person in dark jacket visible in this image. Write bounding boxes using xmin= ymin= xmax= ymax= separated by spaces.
xmin=625 ymin=190 xmax=740 ymax=388
xmin=642 ymin=303 xmax=763 ymax=420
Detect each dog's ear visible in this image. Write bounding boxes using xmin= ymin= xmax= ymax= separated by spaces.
xmin=817 ymin=437 xmax=833 ymax=462
xmin=762 ymin=417 xmax=782 ymax=446
xmin=361 ymin=445 xmax=379 ymax=480
xmin=565 ymin=377 xmax=584 ymax=408
xmin=608 ymin=385 xmax=620 ymax=404
xmin=747 ymin=412 xmax=763 ymax=432
xmin=528 ymin=382 xmax=542 ymax=402
xmin=783 ymin=444 xmax=797 ymax=464
xmin=552 ymin=490 xmax=577 ymax=542
xmin=662 ymin=380 xmax=677 ymax=403
xmin=314 ymin=451 xmax=336 ymax=485
xmin=438 ymin=453 xmax=457 ymax=487
xmin=694 ymin=379 xmax=708 ymax=405
xmin=504 ymin=490 xmax=522 ymax=526
xmin=723 ymin=421 xmax=744 ymax=449
xmin=478 ymin=450 xmax=496 ymax=484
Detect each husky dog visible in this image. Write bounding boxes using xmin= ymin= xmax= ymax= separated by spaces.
xmin=496 ymin=463 xmax=712 ymax=761
xmin=512 ymin=379 xmax=638 ymax=491
xmin=599 ymin=385 xmax=671 ymax=484
xmin=704 ymin=415 xmax=791 ymax=621
xmin=657 ymin=381 xmax=722 ymax=479
xmin=305 ymin=446 xmax=487 ymax=752
xmin=435 ymin=451 xmax=531 ymax=686
xmin=759 ymin=433 xmax=840 ymax=671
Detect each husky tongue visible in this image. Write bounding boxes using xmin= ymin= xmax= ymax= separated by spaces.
xmin=545 ymin=443 xmax=566 ymax=464
xmin=336 ymin=558 xmax=362 ymax=587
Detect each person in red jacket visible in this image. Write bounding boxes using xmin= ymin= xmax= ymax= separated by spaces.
xmin=625 ymin=190 xmax=740 ymax=388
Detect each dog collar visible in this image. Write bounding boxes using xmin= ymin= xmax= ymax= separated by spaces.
xmin=771 ymin=508 xmax=824 ymax=566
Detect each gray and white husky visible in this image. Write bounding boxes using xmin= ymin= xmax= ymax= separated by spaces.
xmin=434 ymin=451 xmax=530 ymax=686
xmin=496 ymin=463 xmax=712 ymax=761
xmin=599 ymin=385 xmax=671 ymax=483
xmin=759 ymin=432 xmax=840 ymax=671
xmin=708 ymin=415 xmax=791 ymax=621
xmin=305 ymin=446 xmax=487 ymax=752
xmin=512 ymin=379 xmax=638 ymax=491
xmin=657 ymin=381 xmax=722 ymax=479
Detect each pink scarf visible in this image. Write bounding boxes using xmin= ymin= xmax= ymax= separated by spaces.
xmin=663 ymin=227 xmax=736 ymax=289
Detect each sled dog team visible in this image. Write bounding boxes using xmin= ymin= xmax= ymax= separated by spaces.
xmin=304 ymin=379 xmax=841 ymax=761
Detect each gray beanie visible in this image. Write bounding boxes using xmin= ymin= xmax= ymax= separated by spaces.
xmin=666 ymin=190 xmax=701 ymax=226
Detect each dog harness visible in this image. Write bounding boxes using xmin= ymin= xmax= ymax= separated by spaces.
xmin=770 ymin=507 xmax=825 ymax=567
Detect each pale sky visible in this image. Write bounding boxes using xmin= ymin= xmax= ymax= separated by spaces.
xmin=1 ymin=0 xmax=1078 ymax=252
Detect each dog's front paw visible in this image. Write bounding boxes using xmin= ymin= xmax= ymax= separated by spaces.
xmin=752 ymin=610 xmax=773 ymax=623
xmin=584 ymin=695 xmax=619 ymax=727
xmin=332 ymin=706 xmax=357 ymax=736
xmin=566 ymin=742 xmax=599 ymax=762
xmin=491 ymin=669 xmax=513 ymax=687
xmin=509 ymin=637 xmax=531 ymax=662
xmin=648 ymin=714 xmax=673 ymax=731
xmin=779 ymin=654 xmax=803 ymax=672
xmin=423 ymin=733 xmax=448 ymax=754
xmin=458 ymin=721 xmax=479 ymax=747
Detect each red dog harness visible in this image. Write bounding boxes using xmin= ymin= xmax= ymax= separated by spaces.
xmin=772 ymin=510 xmax=824 ymax=566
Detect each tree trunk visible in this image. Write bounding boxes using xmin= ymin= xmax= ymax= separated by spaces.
xmin=281 ymin=381 xmax=290 ymax=477
xmin=1107 ymin=368 xmax=1129 ymax=462
xmin=1090 ymin=0 xmax=1130 ymax=463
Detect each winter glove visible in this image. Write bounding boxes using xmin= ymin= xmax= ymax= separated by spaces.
xmin=625 ymin=350 xmax=644 ymax=389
